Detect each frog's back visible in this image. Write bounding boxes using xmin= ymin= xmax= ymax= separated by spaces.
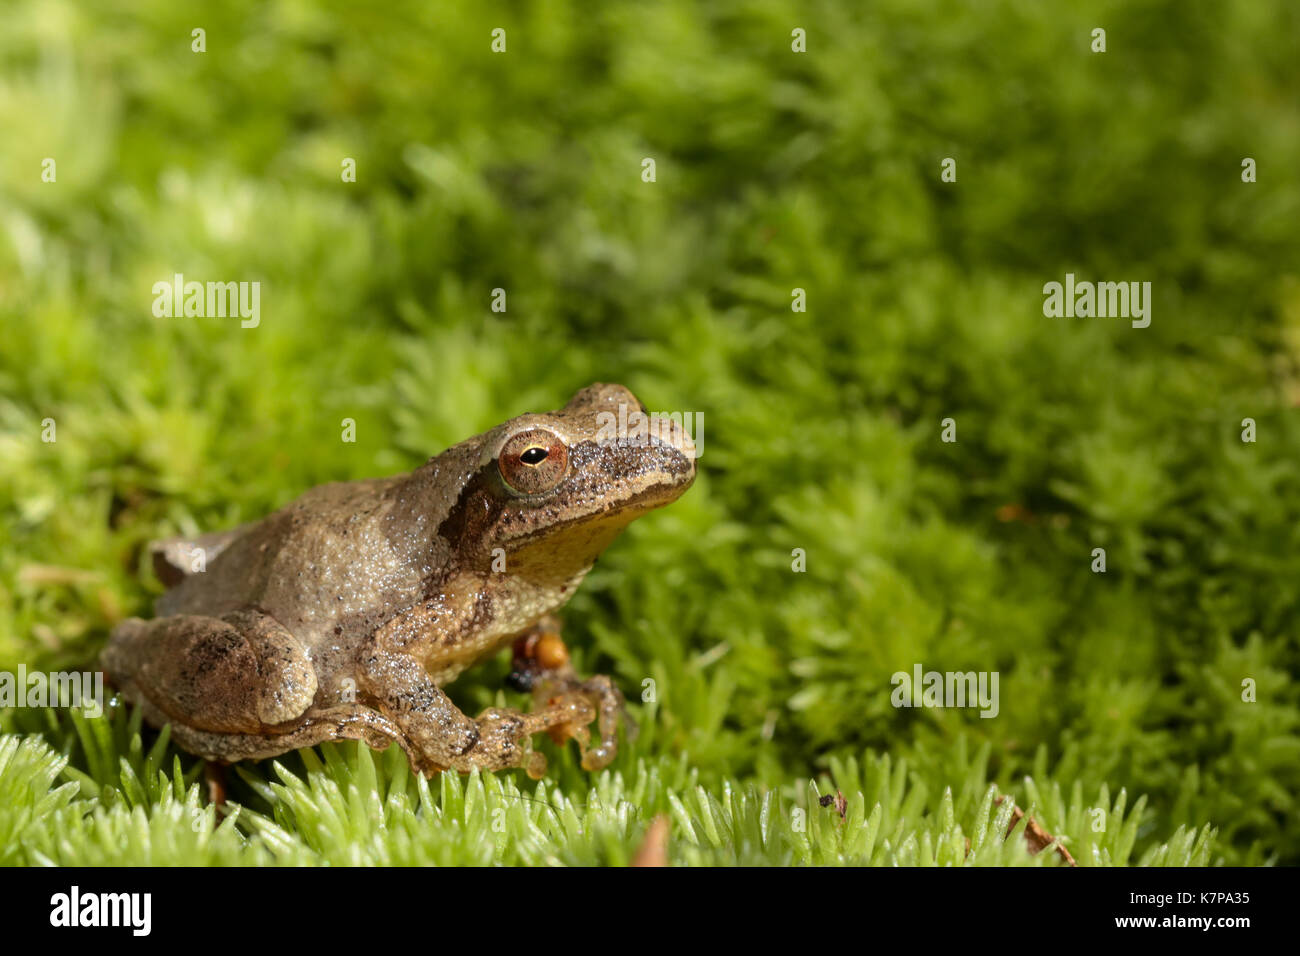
xmin=155 ymin=475 xmax=438 ymax=634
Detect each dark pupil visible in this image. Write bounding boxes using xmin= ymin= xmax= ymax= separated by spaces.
xmin=520 ymin=446 xmax=548 ymax=465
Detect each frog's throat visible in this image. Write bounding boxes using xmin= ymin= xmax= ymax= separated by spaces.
xmin=502 ymin=509 xmax=641 ymax=582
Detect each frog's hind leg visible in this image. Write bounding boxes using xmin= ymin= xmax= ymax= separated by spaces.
xmin=102 ymin=610 xmax=318 ymax=736
xmin=103 ymin=611 xmax=409 ymax=764
xmin=156 ymin=705 xmax=410 ymax=765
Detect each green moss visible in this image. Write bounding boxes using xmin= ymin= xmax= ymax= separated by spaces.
xmin=2 ymin=0 xmax=1297 ymax=864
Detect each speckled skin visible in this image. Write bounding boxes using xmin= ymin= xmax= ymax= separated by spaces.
xmin=101 ymin=384 xmax=696 ymax=776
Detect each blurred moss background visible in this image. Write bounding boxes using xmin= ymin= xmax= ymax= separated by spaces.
xmin=1 ymin=0 xmax=1298 ymax=865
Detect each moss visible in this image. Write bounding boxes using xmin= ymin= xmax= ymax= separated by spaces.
xmin=2 ymin=0 xmax=1297 ymax=864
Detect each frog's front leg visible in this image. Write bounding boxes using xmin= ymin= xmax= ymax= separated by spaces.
xmin=508 ymin=615 xmax=633 ymax=772
xmin=357 ymin=601 xmax=574 ymax=777
xmin=357 ymin=646 xmax=593 ymax=777
xmin=360 ymin=601 xmax=630 ymax=775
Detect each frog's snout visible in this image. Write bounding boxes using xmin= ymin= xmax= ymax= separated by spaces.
xmin=563 ymin=381 xmax=698 ymax=505
xmin=652 ymin=414 xmax=698 ymax=483
xmin=627 ymin=418 xmax=696 ymax=514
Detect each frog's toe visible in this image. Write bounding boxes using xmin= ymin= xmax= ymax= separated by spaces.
xmin=530 ymin=674 xmax=629 ymax=770
xmin=455 ymin=709 xmax=536 ymax=773
xmin=580 ymin=742 xmax=617 ymax=772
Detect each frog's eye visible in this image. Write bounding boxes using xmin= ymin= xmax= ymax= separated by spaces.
xmin=498 ymin=428 xmax=569 ymax=496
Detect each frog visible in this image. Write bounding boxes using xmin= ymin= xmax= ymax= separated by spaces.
xmin=101 ymin=383 xmax=696 ymax=778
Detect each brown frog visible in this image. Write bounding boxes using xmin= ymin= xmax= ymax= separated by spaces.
xmin=101 ymin=383 xmax=695 ymax=777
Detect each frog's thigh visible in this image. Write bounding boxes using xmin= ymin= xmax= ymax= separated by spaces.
xmin=122 ymin=612 xmax=318 ymax=733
